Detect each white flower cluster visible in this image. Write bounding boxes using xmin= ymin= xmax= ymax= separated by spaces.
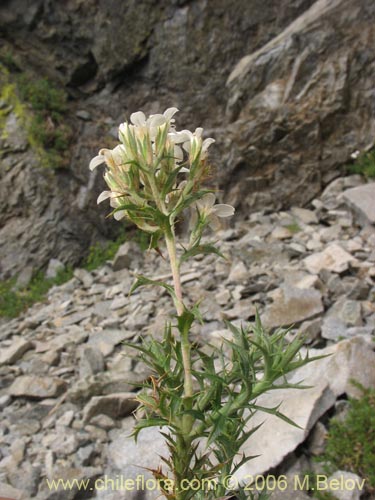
xmin=89 ymin=107 xmax=234 ymax=232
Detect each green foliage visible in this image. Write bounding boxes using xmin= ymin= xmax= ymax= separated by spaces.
xmin=316 ymin=382 xmax=375 ymax=495
xmin=84 ymin=227 xmax=150 ymax=271
xmin=347 ymin=149 xmax=375 ymax=179
xmin=126 ymin=314 xmax=321 ymax=499
xmin=285 ymin=221 xmax=301 ymax=234
xmin=16 ymin=75 xmax=71 ymax=168
xmin=84 ymin=233 xmax=127 ymax=271
xmin=0 ymin=60 xmax=72 ymax=168
xmin=0 ymin=228 xmax=147 ymax=318
xmin=303 ymin=472 xmax=336 ymax=500
xmin=0 ymin=49 xmax=19 ymax=72
xmin=0 ymin=266 xmax=73 ymax=318
xmin=16 ymin=76 xmax=67 ymax=117
xmin=133 ymin=229 xmax=151 ymax=251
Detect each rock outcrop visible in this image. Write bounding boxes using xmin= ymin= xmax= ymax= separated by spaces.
xmin=1 ymin=0 xmax=375 ymax=277
xmin=224 ymin=0 xmax=375 ymax=211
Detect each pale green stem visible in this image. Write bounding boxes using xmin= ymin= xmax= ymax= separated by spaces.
xmin=165 ymin=234 xmax=184 ymax=316
xmin=147 ymin=168 xmax=193 ymax=407
xmin=148 ymin=171 xmax=167 ymax=214
xmin=165 ymin=231 xmax=194 ymax=436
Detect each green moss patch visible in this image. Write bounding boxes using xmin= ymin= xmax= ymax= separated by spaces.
xmin=0 ymin=61 xmax=72 ymax=168
xmin=312 ymin=382 xmax=375 ymax=497
xmin=347 ymin=149 xmax=375 ymax=179
xmin=0 ymin=267 xmax=74 ymax=318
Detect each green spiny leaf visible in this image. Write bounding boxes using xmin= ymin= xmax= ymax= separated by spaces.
xmin=129 ymin=274 xmax=176 ymax=301
xmin=180 ymin=243 xmax=226 ymax=264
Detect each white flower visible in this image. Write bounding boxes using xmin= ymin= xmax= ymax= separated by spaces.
xmin=168 ymin=128 xmax=215 ymax=169
xmin=97 ymin=190 xmax=127 ymax=220
xmin=89 ymin=145 xmax=127 ymax=171
xmin=126 ymin=107 xmax=179 ymax=141
xmin=97 ymin=190 xmax=125 ymax=207
xmin=90 ymin=107 xmax=220 ymax=229
xmin=181 ymin=128 xmax=215 ymax=162
xmin=97 ymin=190 xmax=113 ymax=204
xmin=351 ymin=150 xmax=360 ymax=160
xmin=192 ymin=193 xmax=234 ymax=230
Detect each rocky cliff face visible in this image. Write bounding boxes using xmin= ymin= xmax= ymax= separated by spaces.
xmin=0 ymin=0 xmax=374 ymax=278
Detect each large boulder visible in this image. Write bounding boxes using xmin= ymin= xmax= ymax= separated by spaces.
xmin=224 ymin=0 xmax=375 ymax=211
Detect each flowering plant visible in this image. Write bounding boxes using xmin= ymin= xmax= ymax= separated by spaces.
xmin=90 ymin=108 xmax=317 ymax=499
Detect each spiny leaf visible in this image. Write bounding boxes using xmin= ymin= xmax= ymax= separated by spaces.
xmin=129 ymin=274 xmax=176 ymax=301
xmin=180 ymin=243 xmax=226 ymax=264
xmin=132 ymin=417 xmax=169 ymax=442
xmin=250 ymin=403 xmax=302 ymax=429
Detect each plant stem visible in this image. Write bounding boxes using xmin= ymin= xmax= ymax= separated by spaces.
xmin=165 ymin=230 xmax=194 ymax=433
xmin=165 ymin=232 xmax=184 ymax=316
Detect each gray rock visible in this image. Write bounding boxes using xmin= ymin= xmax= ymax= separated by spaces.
xmin=38 ymin=465 xmax=102 ymax=500
xmin=1 ymin=0 xmax=375 ymax=285
xmin=75 ymin=444 xmax=96 ymax=466
xmin=222 ymin=298 xmax=256 ymax=320
xmin=55 ymin=409 xmax=75 ymax=427
xmin=9 ymin=437 xmax=26 ymax=465
xmin=325 ymin=273 xmax=347 ymax=297
xmin=225 ymin=0 xmax=375 ymax=214
xmin=84 ymin=424 xmax=108 ymax=443
xmin=92 ymin=299 xmax=112 ymax=318
xmin=291 ymin=207 xmax=319 ymax=225
xmin=262 ymin=286 xmax=323 ymax=328
xmin=0 ymin=338 xmax=33 ymax=365
xmin=343 ymin=183 xmax=375 ymax=226
xmin=76 ymin=110 xmax=91 ymax=121
xmin=346 ymin=325 xmax=374 ymax=337
xmin=327 ymin=470 xmax=365 ymax=500
xmin=35 ymin=330 xmax=88 ymax=353
xmin=326 ymin=299 xmax=363 ymax=327
xmin=8 ymin=462 xmax=41 ymax=497
xmin=348 ymin=279 xmax=371 ymax=300
xmin=45 ymin=259 xmax=65 ymax=280
xmin=109 ymin=295 xmax=129 ymax=311
xmin=14 ymin=265 xmax=34 ymax=290
xmin=304 ymin=243 xmax=356 ymax=274
xmin=103 ymin=426 xmax=169 ymax=500
xmin=73 ymin=268 xmax=94 ymax=288
xmin=113 ymin=241 xmax=143 ymax=271
xmin=2 ymin=112 xmax=28 ymax=152
xmin=214 ymin=288 xmax=232 ymax=306
xmin=79 ymin=346 xmax=105 ymax=378
xmin=90 ymin=414 xmax=116 ymax=430
xmin=67 ymin=371 xmax=135 ymax=403
xmin=0 ymin=394 xmax=11 ymax=410
xmin=87 ymin=328 xmax=134 ymax=357
xmin=83 ymin=393 xmax=138 ymax=423
xmin=319 ymin=224 xmax=342 ymax=243
xmin=321 ymin=317 xmax=348 ymax=341
xmin=8 ymin=375 xmax=67 ymax=398
xmin=228 ymin=261 xmax=248 ymax=283
xmin=48 ymin=431 xmax=81 ymax=457
xmin=288 ymin=242 xmax=306 ymax=257
xmin=298 ymin=318 xmax=322 ymax=343
xmin=271 ymin=226 xmax=294 ymax=240
xmin=0 ymin=482 xmax=26 ymax=499
xmin=308 ymin=421 xmax=328 ymax=455
xmin=52 ymin=308 xmax=93 ymax=328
